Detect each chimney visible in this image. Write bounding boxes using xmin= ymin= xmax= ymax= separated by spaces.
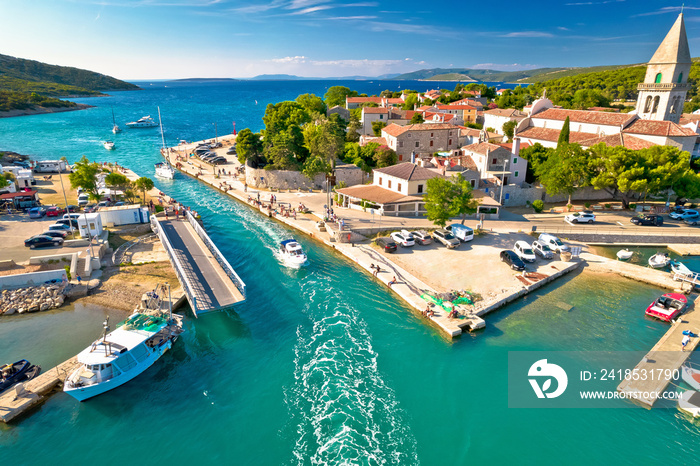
xmin=513 ymin=137 xmax=520 ymax=157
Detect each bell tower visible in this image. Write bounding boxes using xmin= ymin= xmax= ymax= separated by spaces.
xmin=635 ymin=13 xmax=692 ymax=123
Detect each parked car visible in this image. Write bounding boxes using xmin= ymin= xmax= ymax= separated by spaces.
xmin=25 ymin=235 xmax=63 ymax=249
xmin=226 ymin=147 xmax=237 ymax=155
xmin=630 ymin=214 xmax=663 ymax=226
xmin=391 ymin=231 xmax=415 ymax=247
xmin=537 ymin=233 xmax=569 ymax=253
xmin=375 ymin=237 xmax=397 ymax=253
xmin=513 ymin=241 xmax=537 ymax=263
xmin=678 ymin=211 xmax=700 ymax=222
xmin=77 ymin=193 xmax=89 ymax=207
xmin=684 ymin=217 xmax=700 ymax=226
xmin=433 ymin=229 xmax=460 ymax=249
xmin=55 ymin=218 xmax=78 ymax=229
xmin=410 ymin=230 xmax=432 ymax=245
xmin=446 ymin=223 xmax=474 ymax=242
xmin=13 ymin=160 xmax=31 ymax=169
xmin=670 ymin=209 xmax=698 ymax=220
xmin=208 ymin=156 xmax=227 ymax=165
xmin=46 ymin=206 xmax=66 ymax=217
xmin=210 ymin=142 xmax=223 ymax=149
xmin=500 ymin=250 xmax=526 ymax=271
xmin=114 ymin=201 xmax=126 ymax=207
xmin=28 ymin=206 xmax=47 ymax=218
xmin=97 ymin=201 xmax=111 ymax=208
xmin=565 ymin=212 xmax=596 ymax=224
xmin=66 ymin=205 xmax=79 ymax=213
xmin=84 ymin=204 xmax=97 ymax=213
xmin=532 ymin=240 xmax=554 ymax=259
xmin=48 ymin=223 xmax=72 ymax=232
xmin=42 ymin=230 xmax=68 ymax=239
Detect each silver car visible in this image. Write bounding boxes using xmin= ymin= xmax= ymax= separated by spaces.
xmin=532 ymin=240 xmax=554 ymax=259
xmin=433 ymin=229 xmax=460 ymax=249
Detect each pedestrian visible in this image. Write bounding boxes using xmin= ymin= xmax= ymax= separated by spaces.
xmin=388 ymin=276 xmax=397 ymax=287
xmin=244 ymin=183 xmax=247 ymax=192
xmin=682 ymin=334 xmax=691 ymax=351
xmin=257 ymin=192 xmax=260 ymax=202
xmin=165 ymin=210 xmax=168 ymax=220
xmin=77 ymin=275 xmax=82 ymax=285
xmin=176 ymin=210 xmax=179 ymax=220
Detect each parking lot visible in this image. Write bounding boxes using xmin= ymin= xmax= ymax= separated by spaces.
xmin=0 ymin=215 xmax=71 ymax=263
xmin=373 ymin=230 xmax=575 ymax=301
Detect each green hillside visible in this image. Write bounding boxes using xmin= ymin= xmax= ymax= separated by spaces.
xmin=394 ymin=67 xmax=567 ymax=83
xmin=519 ymin=64 xmax=641 ymax=83
xmin=0 ymin=53 xmax=139 ymax=113
xmin=425 ymin=73 xmax=477 ymax=82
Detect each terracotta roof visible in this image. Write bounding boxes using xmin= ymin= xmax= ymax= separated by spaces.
xmin=373 ymin=162 xmax=443 ymax=181
xmin=381 ymin=122 xmax=457 ymax=137
xmin=497 ymin=142 xmax=531 ymax=151
xmin=336 ymin=185 xmax=421 ymax=205
xmin=436 ymin=104 xmax=476 ymax=111
xmin=680 ymin=113 xmax=700 ymax=123
xmin=360 ymin=136 xmax=387 ymax=146
xmin=622 ymin=119 xmax=697 ymax=137
xmin=461 ymin=155 xmax=478 ymax=171
xmin=453 ymin=98 xmax=483 ymax=108
xmin=484 ymin=108 xmax=526 ymax=118
xmin=460 ymin=127 xmax=482 ymax=137
xmin=347 ymin=96 xmax=383 ymax=104
xmin=587 ymin=107 xmax=620 ymax=112
xmin=363 ymin=107 xmax=389 ymax=114
xmin=0 ymin=190 xmax=38 ymax=199
xmin=424 ymin=112 xmax=456 ymax=122
xmin=578 ymin=133 xmax=658 ymax=150
xmin=517 ymin=126 xmax=598 ymax=143
xmin=531 ymin=108 xmax=634 ymax=126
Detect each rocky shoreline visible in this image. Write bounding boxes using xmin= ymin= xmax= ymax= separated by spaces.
xmin=1 ymin=283 xmax=67 ymax=315
xmin=0 ymin=103 xmax=94 ymax=119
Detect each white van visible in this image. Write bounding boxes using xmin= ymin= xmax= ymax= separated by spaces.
xmin=77 ymin=193 xmax=89 ymax=207
xmin=446 ymin=224 xmax=474 ymax=242
xmin=537 ymin=233 xmax=569 ymax=253
xmin=513 ymin=241 xmax=537 ymax=262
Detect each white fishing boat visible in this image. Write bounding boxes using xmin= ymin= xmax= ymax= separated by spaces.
xmin=678 ymin=390 xmax=700 ymax=417
xmin=616 ymin=249 xmax=634 ymax=260
xmin=280 ymin=239 xmax=308 ymax=268
xmin=63 ymin=313 xmax=183 ymax=401
xmin=111 ymin=108 xmax=121 ymax=134
xmin=103 ymin=141 xmax=115 ymax=150
xmin=126 ymin=115 xmax=158 ymax=128
xmin=682 ymin=364 xmax=700 ymax=391
xmin=155 ymin=107 xmax=175 ymax=179
xmin=648 ymin=252 xmax=671 ymax=269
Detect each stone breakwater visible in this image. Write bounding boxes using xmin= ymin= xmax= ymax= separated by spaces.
xmin=0 ymin=283 xmax=67 ymax=315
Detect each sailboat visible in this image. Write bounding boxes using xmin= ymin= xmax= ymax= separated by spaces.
xmin=155 ymin=107 xmax=175 ymax=180
xmin=111 ymin=108 xmax=121 ymax=134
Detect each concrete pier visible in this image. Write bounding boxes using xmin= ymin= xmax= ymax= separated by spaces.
xmin=668 ymin=244 xmax=700 ymax=256
xmin=617 ymin=301 xmax=700 ymax=408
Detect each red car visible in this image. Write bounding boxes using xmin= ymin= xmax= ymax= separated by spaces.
xmin=46 ymin=206 xmax=66 ymax=217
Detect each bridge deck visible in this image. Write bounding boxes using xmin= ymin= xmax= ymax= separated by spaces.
xmin=159 ymin=219 xmax=244 ymax=313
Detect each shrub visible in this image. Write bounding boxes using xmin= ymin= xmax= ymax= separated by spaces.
xmin=604 ymin=203 xmax=612 ymax=209
xmin=584 ymin=202 xmax=591 ymax=208
xmin=629 ymin=203 xmax=636 ymax=210
xmin=155 ymin=205 xmax=164 ymax=213
xmin=691 ymin=203 xmax=698 ymax=208
xmin=532 ymin=199 xmax=544 ymax=213
xmin=567 ymin=204 xmax=573 ymax=211
xmin=64 ymin=265 xmax=71 ymax=280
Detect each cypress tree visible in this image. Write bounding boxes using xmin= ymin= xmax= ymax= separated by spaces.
xmin=557 ymin=116 xmax=570 ymax=146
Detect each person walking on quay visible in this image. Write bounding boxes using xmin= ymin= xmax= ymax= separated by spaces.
xmin=244 ymin=183 xmax=247 ymax=192
xmin=77 ymin=275 xmax=82 ymax=285
xmin=682 ymin=334 xmax=691 ymax=351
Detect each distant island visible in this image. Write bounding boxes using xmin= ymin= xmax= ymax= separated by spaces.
xmin=0 ymin=53 xmax=139 ymax=117
xmin=169 ymin=78 xmax=239 ymax=82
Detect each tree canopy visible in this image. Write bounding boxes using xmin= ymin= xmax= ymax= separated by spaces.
xmin=324 ymin=86 xmax=358 ymax=108
xmin=68 ymin=156 xmax=102 ymax=201
xmin=424 ymin=174 xmax=477 ymax=227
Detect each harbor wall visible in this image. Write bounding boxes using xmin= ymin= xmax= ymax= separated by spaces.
xmin=245 ymin=163 xmax=364 ymax=190
xmin=0 ymin=269 xmax=67 ymax=290
xmin=492 ymin=185 xmax=622 ymax=207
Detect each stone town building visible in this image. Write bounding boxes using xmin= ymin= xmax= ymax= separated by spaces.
xmin=327 ymin=105 xmax=350 ymax=121
xmin=380 ymin=123 xmax=461 ymax=162
xmin=360 ymin=107 xmax=415 ymax=135
xmin=461 ymin=138 xmax=528 ymax=187
xmin=483 ymin=108 xmax=527 ymax=134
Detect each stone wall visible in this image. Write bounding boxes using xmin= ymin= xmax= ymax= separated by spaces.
xmin=494 ymin=185 xmax=622 ymax=207
xmin=1 ymin=283 xmax=67 ymax=315
xmin=245 ymin=163 xmax=364 ymax=190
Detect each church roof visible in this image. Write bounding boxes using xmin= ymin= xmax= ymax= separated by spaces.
xmin=649 ymin=13 xmax=691 ymax=65
xmin=622 ymin=119 xmax=697 ymax=137
xmin=530 ymin=108 xmax=635 ymax=126
xmin=578 ymin=133 xmax=657 ymax=150
xmin=517 ymin=126 xmax=598 ymax=144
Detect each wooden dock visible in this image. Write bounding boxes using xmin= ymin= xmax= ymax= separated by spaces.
xmin=617 ymin=301 xmax=700 ymax=408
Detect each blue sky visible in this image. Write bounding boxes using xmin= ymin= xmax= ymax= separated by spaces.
xmin=1 ymin=1 xmax=699 ymax=79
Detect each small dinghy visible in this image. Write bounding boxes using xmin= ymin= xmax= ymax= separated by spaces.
xmin=279 ymin=239 xmax=308 ymax=269
xmin=682 ymin=364 xmax=700 ymax=391
xmin=617 ymin=249 xmax=634 ymax=260
xmin=0 ymin=359 xmax=42 ymax=394
xmin=103 ymin=141 xmax=115 ymax=150
xmin=678 ymin=390 xmax=700 ymax=417
xmin=648 ymin=252 xmax=671 ymax=269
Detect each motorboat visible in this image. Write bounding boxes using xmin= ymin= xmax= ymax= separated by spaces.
xmin=111 ymin=108 xmax=121 ymax=134
xmin=0 ymin=359 xmax=41 ymax=394
xmin=645 ymin=292 xmax=688 ymax=322
xmin=648 ymin=252 xmax=671 ymax=269
xmin=154 ymin=107 xmax=175 ymax=180
xmin=678 ymin=390 xmax=700 ymax=417
xmin=682 ymin=364 xmax=700 ymax=391
xmin=63 ymin=313 xmax=183 ymax=401
xmin=126 ymin=115 xmax=158 ymax=128
xmin=103 ymin=141 xmax=115 ymax=150
xmin=155 ymin=161 xmax=174 ymax=179
xmin=670 ymin=259 xmax=700 ymax=282
xmin=279 ymin=239 xmax=308 ymax=268
xmin=616 ymin=249 xmax=634 ymax=260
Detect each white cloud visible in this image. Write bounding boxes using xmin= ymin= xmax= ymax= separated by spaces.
xmin=632 ymin=6 xmax=700 ymax=17
xmin=501 ymin=31 xmax=554 ymax=38
xmin=557 ymin=26 xmax=569 ymax=31
xmin=270 ymin=56 xmax=308 ymax=63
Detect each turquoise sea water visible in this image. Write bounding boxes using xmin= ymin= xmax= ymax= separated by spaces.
xmin=1 ymin=81 xmax=700 ymax=464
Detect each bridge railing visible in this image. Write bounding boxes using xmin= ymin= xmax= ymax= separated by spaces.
xmin=185 ymin=210 xmax=247 ymax=300
xmin=150 ymin=214 xmax=199 ymax=316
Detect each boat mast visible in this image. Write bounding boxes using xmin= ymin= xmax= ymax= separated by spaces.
xmin=157 ymin=106 xmax=167 ymax=152
xmin=111 ymin=107 xmax=117 ymax=126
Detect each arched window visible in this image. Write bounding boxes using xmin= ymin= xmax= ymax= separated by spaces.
xmin=644 ymin=96 xmax=652 ymax=112
xmin=670 ymin=96 xmax=678 ymax=114
xmin=652 ymin=96 xmax=660 ymax=113
xmin=655 ymin=73 xmax=662 ymax=83
xmin=678 ymin=72 xmax=684 ymax=83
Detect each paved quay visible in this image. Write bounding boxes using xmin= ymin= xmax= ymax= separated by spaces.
xmin=163 ymin=140 xmax=584 ymax=338
xmin=617 ymin=300 xmax=700 ymax=408
xmin=668 ymin=244 xmax=700 ymax=256
xmin=581 ymin=252 xmax=688 ymax=291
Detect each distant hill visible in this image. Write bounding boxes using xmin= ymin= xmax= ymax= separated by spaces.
xmin=424 ymin=73 xmax=477 ymax=82
xmin=517 ymin=64 xmax=642 ymax=83
xmin=170 ymin=78 xmax=238 ymax=82
xmin=393 ymin=67 xmax=565 ymax=82
xmin=0 ymin=53 xmax=139 ymax=115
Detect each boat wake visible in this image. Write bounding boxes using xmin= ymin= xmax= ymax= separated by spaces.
xmin=285 ymin=279 xmax=418 ymax=465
